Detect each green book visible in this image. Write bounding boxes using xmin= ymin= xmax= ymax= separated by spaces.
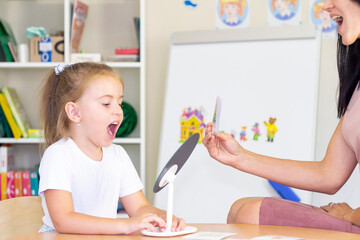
xmin=0 ymin=100 xmax=13 ymax=137
xmin=0 ymin=18 xmax=17 ymax=62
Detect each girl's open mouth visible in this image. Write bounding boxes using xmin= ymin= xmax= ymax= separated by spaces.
xmin=107 ymin=122 xmax=119 ymax=138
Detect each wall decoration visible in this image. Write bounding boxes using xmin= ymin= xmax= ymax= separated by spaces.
xmin=179 ymin=107 xmax=205 ymax=143
xmin=267 ymin=0 xmax=301 ymax=26
xmin=216 ymin=0 xmax=250 ymax=29
xmin=184 ymin=0 xmax=198 ymax=8
xmin=310 ymin=0 xmax=337 ymax=39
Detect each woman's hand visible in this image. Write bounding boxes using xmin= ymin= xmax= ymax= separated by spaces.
xmin=320 ymin=202 xmax=353 ymax=222
xmin=203 ymin=122 xmax=244 ymax=168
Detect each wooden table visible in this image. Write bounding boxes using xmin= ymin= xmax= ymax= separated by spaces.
xmin=7 ymin=223 xmax=360 ymax=240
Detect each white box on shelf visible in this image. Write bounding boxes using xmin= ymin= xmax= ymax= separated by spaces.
xmin=71 ymin=53 xmax=101 ymax=63
xmin=0 ymin=145 xmax=14 ymax=173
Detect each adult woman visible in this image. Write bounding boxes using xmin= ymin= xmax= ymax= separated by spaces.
xmin=203 ymin=0 xmax=360 ymax=233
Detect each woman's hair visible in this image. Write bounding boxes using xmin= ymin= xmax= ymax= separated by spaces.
xmin=337 ymin=1 xmax=360 ymax=117
xmin=40 ymin=62 xmax=123 ymax=148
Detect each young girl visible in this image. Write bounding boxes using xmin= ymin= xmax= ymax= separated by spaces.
xmin=204 ymin=0 xmax=360 ymax=234
xmin=38 ymin=62 xmax=185 ymax=234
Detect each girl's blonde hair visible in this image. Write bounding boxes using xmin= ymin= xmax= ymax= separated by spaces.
xmin=40 ymin=62 xmax=123 ymax=148
xmin=313 ymin=1 xmax=325 ymax=19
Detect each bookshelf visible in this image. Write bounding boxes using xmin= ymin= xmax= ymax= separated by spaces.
xmin=0 ymin=0 xmax=146 ymax=205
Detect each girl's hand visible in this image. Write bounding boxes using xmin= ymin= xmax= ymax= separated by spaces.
xmin=125 ymin=213 xmax=166 ymax=234
xmin=320 ymin=202 xmax=353 ymax=222
xmin=203 ymin=122 xmax=244 ymax=168
xmin=170 ymin=216 xmax=186 ymax=232
xmin=157 ymin=213 xmax=186 ymax=232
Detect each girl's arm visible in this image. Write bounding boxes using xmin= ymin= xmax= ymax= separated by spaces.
xmin=45 ymin=189 xmax=166 ymax=234
xmin=203 ymin=117 xmax=357 ymax=194
xmin=121 ymin=190 xmax=186 ymax=232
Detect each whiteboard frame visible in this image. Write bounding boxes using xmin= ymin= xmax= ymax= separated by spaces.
xmin=171 ymin=26 xmax=317 ymax=45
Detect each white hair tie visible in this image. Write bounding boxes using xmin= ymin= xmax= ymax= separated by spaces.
xmin=54 ymin=64 xmax=72 ymax=75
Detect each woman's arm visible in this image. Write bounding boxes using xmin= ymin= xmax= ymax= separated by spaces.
xmin=203 ymin=117 xmax=357 ymax=194
xmin=45 ymin=189 xmax=166 ymax=234
xmin=121 ymin=190 xmax=186 ymax=232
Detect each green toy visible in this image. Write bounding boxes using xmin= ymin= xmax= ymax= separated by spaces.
xmin=116 ymin=101 xmax=137 ymax=137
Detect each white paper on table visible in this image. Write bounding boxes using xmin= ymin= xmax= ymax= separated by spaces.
xmin=183 ymin=231 xmax=235 ymax=240
xmin=251 ymin=236 xmax=308 ymax=240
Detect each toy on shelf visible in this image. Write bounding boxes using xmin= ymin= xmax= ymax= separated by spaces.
xmin=116 ymin=102 xmax=137 ymax=138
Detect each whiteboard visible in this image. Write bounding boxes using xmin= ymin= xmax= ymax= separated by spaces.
xmin=154 ymin=26 xmax=321 ymax=223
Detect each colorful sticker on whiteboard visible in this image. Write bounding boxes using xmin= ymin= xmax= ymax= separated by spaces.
xmin=264 ymin=117 xmax=278 ymax=142
xmin=252 ymin=122 xmax=260 ymax=141
xmin=267 ymin=0 xmax=301 ymax=26
xmin=239 ymin=126 xmax=247 ymax=141
xmin=216 ymin=0 xmax=250 ymax=29
xmin=180 ymin=107 xmax=205 ymax=143
xmin=310 ymin=0 xmax=337 ymax=38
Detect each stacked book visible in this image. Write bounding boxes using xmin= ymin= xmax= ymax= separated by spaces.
xmin=0 ymin=86 xmax=33 ymax=139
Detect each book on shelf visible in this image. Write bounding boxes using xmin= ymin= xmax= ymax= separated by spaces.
xmin=70 ymin=0 xmax=88 ymax=53
xmin=1 ymin=172 xmax=6 ymax=200
xmin=7 ymin=42 xmax=18 ymax=62
xmin=0 ymin=100 xmax=13 ymax=138
xmin=0 ymin=18 xmax=17 ymax=62
xmin=0 ymin=93 xmax=21 ymax=139
xmin=133 ymin=17 xmax=140 ymax=49
xmin=30 ymin=171 xmax=39 ymax=196
xmin=22 ymin=171 xmax=31 ymax=196
xmin=14 ymin=171 xmax=22 ymax=197
xmin=6 ymin=171 xmax=14 ymax=199
xmin=0 ymin=144 xmax=14 ymax=173
xmin=2 ymin=87 xmax=32 ymax=138
xmin=0 ymin=171 xmax=39 ymax=200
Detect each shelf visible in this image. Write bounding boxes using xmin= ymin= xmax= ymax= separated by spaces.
xmin=0 ymin=138 xmax=45 ymax=144
xmin=0 ymin=138 xmax=141 ymax=144
xmin=0 ymin=0 xmax=146 ymax=187
xmin=0 ymin=62 xmax=142 ymax=69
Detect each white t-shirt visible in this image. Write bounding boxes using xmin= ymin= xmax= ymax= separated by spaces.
xmin=39 ymin=138 xmax=143 ymax=229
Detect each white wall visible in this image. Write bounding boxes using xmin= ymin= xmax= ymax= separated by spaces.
xmin=146 ymin=0 xmax=343 ymax=207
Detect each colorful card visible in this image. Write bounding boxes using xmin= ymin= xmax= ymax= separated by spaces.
xmin=212 ymin=96 xmax=222 ymax=135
